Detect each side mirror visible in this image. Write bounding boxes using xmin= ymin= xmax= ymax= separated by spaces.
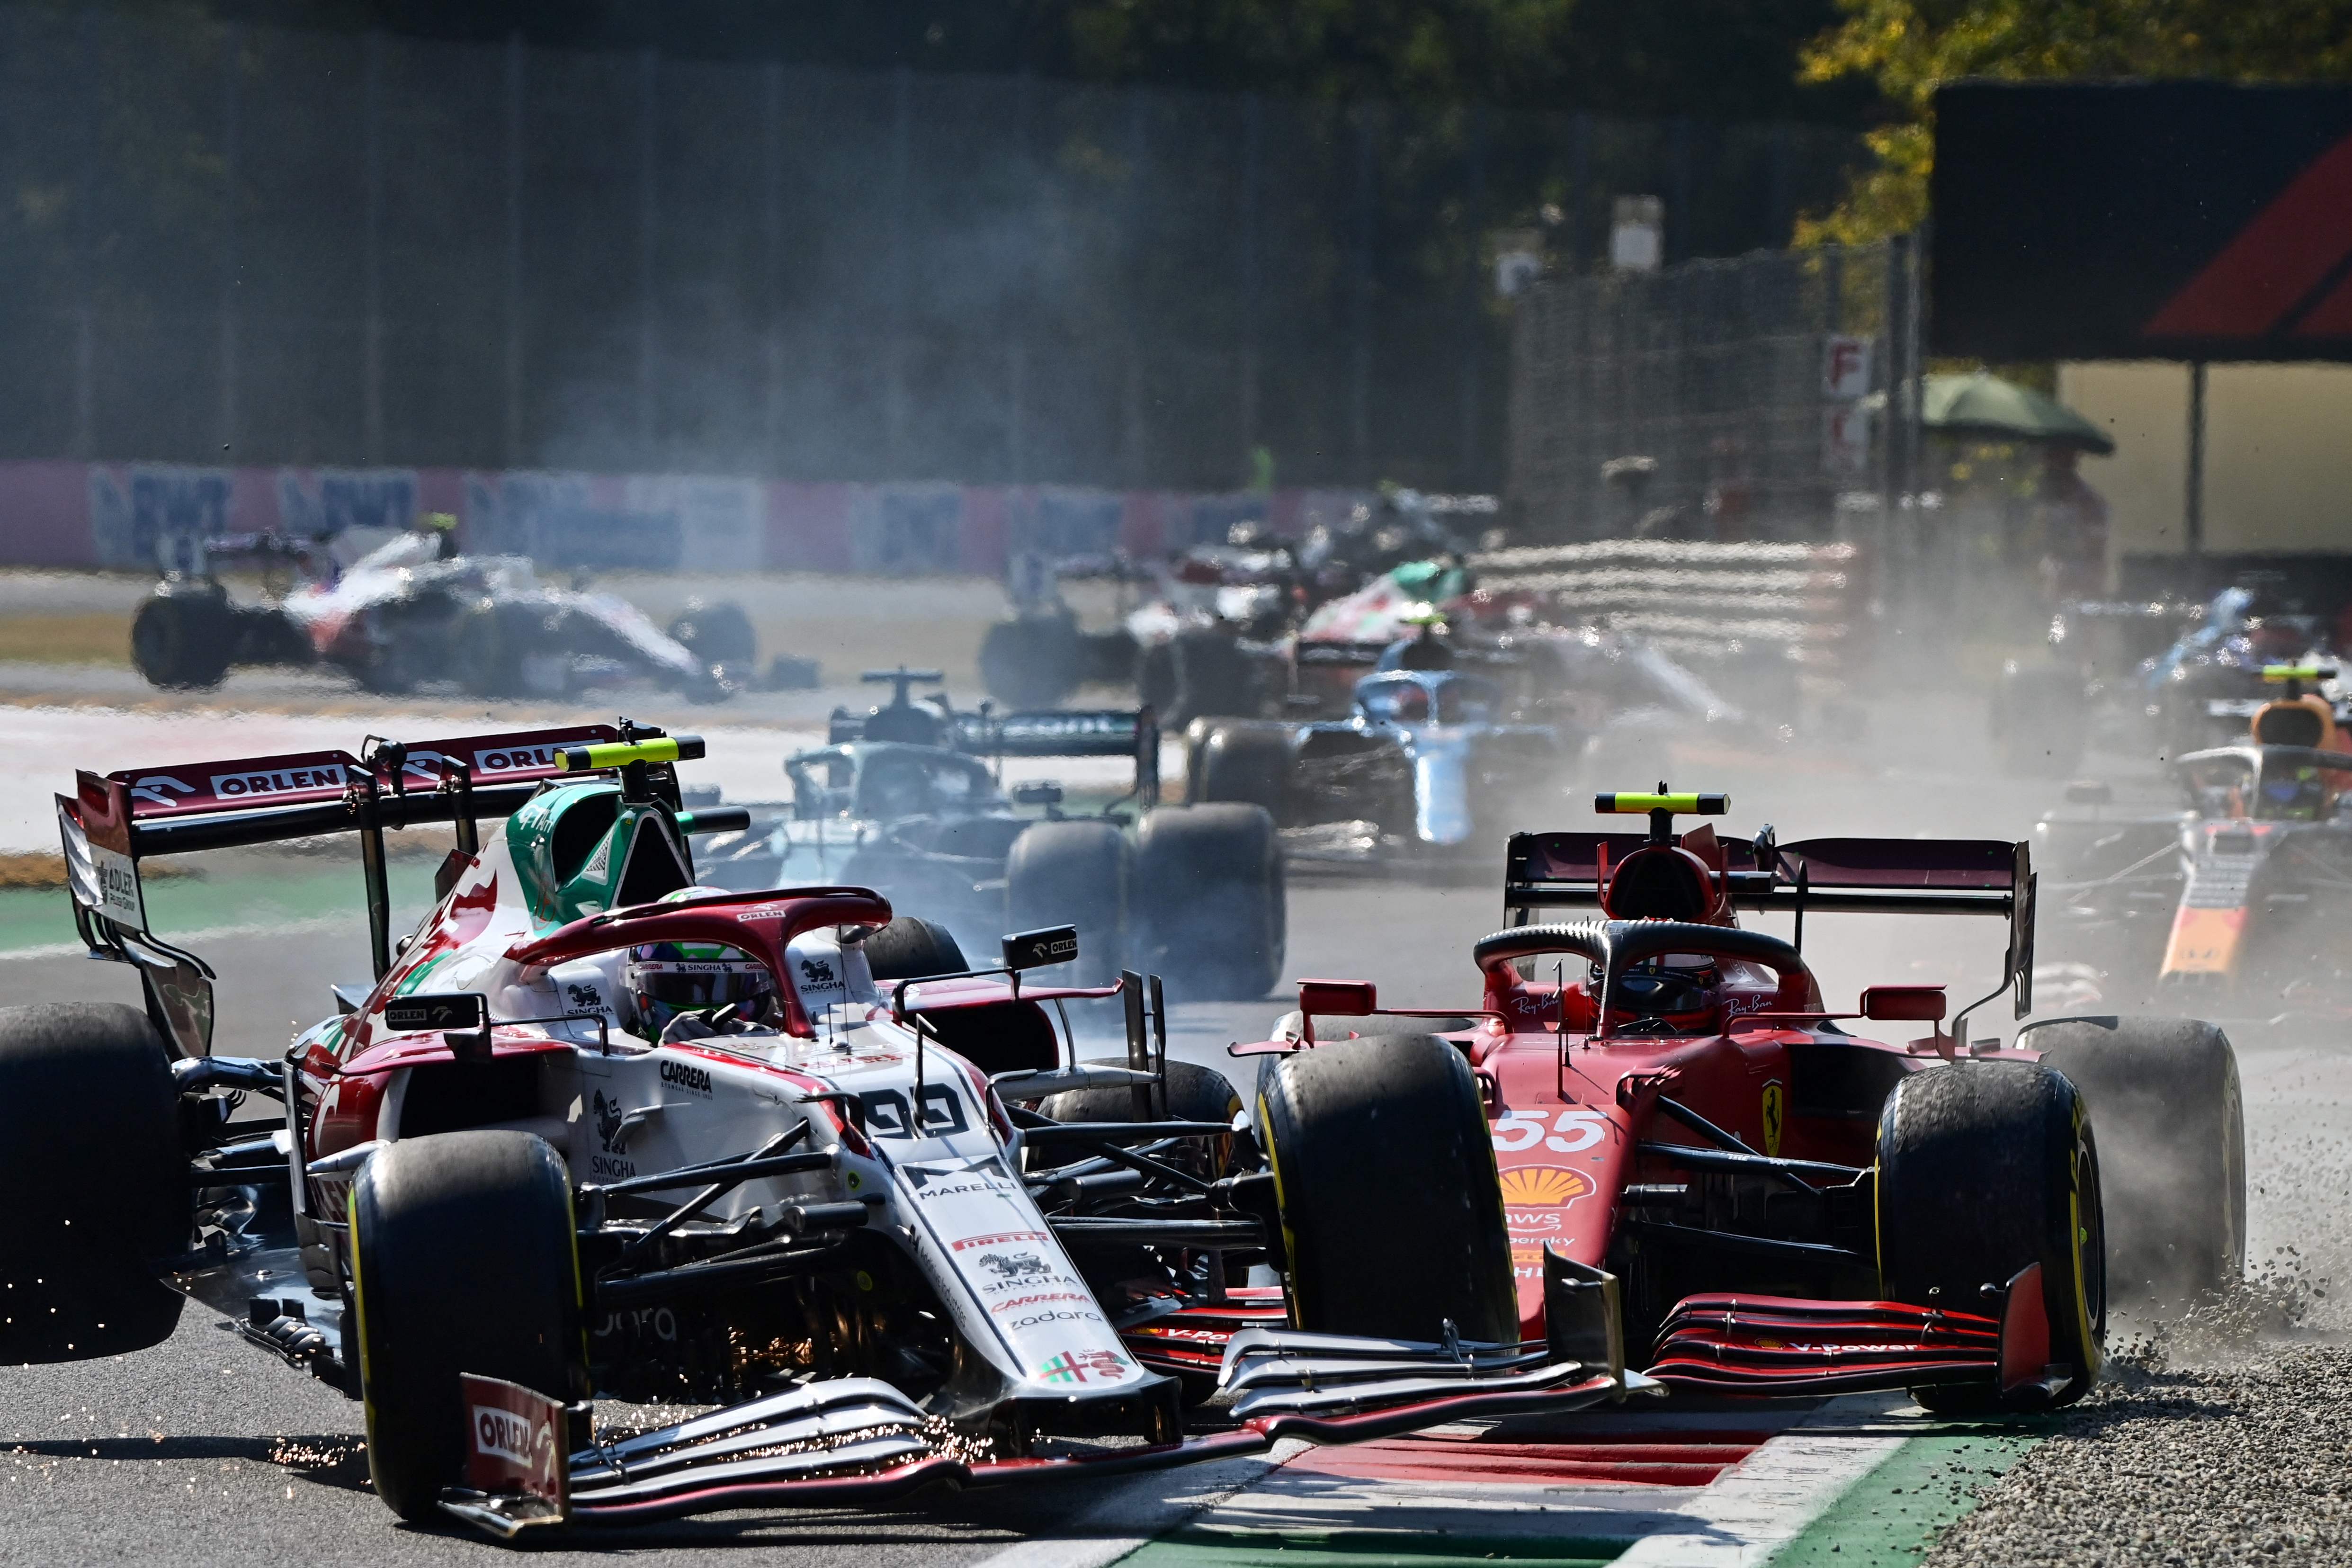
xmin=1860 ymin=985 xmax=1947 ymax=1022
xmin=2062 ymin=780 xmax=2113 ymax=806
xmin=1297 ymin=978 xmax=1377 ymax=1018
xmin=1002 ymin=924 xmax=1078 ymax=972
xmin=383 ymin=991 xmax=492 ymax=1061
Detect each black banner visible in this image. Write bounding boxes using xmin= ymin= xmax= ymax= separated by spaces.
xmin=1932 ymin=81 xmax=2352 ymax=362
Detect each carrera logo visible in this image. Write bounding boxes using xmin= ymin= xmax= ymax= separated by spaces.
xmin=212 ymin=764 xmax=348 ymax=800
xmin=659 ymin=1059 xmax=713 ymax=1095
xmin=953 ymin=1231 xmax=1050 ymax=1252
xmin=990 ymin=1292 xmax=1091 ymax=1315
xmin=472 ymin=1405 xmax=541 ymax=1468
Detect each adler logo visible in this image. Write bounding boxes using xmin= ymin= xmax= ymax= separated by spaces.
xmin=659 ymin=1059 xmax=713 ymax=1095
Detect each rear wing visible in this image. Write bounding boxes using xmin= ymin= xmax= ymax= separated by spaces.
xmin=54 ymin=722 xmax=676 ymax=1038
xmin=1503 ymin=829 xmax=2037 ymax=1020
xmin=951 ymin=708 xmax=1161 ymax=806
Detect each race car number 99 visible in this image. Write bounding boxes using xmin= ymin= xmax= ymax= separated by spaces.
xmin=1492 ymin=1109 xmax=1610 ymax=1153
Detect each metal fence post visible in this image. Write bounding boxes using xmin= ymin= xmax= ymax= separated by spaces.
xmin=1460 ymin=103 xmax=1487 ymax=489
xmin=362 ymin=29 xmax=385 ymax=464
xmin=1239 ymin=91 xmax=1262 ymax=476
xmin=763 ymin=61 xmax=785 ymax=473
xmin=72 ymin=9 xmax=98 ymax=460
xmin=503 ymin=31 xmax=525 ymax=466
xmin=219 ymin=23 xmax=241 ymax=457
xmin=1350 ymin=105 xmax=1376 ymax=481
xmin=887 ymin=65 xmax=911 ymax=473
xmin=638 ymin=46 xmax=660 ymax=460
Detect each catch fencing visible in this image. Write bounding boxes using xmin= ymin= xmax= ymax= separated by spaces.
xmin=0 ymin=8 xmax=1864 ymax=498
xmin=1507 ymin=240 xmax=1924 ymax=541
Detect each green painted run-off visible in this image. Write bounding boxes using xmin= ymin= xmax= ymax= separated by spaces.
xmin=1766 ymin=1433 xmax=2042 ymax=1567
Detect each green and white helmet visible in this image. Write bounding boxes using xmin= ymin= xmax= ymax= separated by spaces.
xmin=626 ymin=887 xmax=777 ymax=1032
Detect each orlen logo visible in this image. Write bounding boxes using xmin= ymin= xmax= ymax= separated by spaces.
xmin=659 ymin=1059 xmax=713 ymax=1095
xmin=472 ymin=1404 xmax=540 ymax=1467
xmin=211 ymin=764 xmax=348 ymax=800
xmin=474 ymin=742 xmax=586 ymax=775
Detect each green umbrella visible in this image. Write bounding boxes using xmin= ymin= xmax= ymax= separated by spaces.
xmin=1917 ymin=369 xmax=2115 ymax=455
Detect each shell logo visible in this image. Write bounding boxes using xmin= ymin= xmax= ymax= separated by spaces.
xmin=1499 ymin=1165 xmax=1593 ymax=1207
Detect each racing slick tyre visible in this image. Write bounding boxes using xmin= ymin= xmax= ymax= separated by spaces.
xmin=1991 ymin=663 xmax=2090 ymax=778
xmin=130 ymin=587 xmax=235 ymax=690
xmin=980 ymin=616 xmax=1083 ymax=709
xmin=1189 ymin=722 xmax=1292 ymax=821
xmin=1133 ymin=804 xmax=1286 ymax=1001
xmin=1082 ymin=627 xmax=1141 ymax=688
xmin=1170 ymin=628 xmax=1257 ymax=726
xmin=666 ymin=599 xmax=758 ymax=673
xmin=2025 ymin=1015 xmax=2244 ymax=1302
xmin=0 ymin=1004 xmax=186 ymax=1363
xmin=1877 ymin=1062 xmax=2105 ymax=1412
xmin=349 ymin=1130 xmax=584 ymax=1523
xmin=452 ymin=600 xmax=531 ymax=699
xmin=862 ymin=916 xmax=971 ymax=982
xmin=1007 ymin=819 xmax=1129 ymax=984
xmin=1257 ymin=1034 xmax=1517 ymax=1344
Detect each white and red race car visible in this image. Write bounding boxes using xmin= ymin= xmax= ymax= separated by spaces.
xmin=14 ymin=718 xmax=1631 ymax=1538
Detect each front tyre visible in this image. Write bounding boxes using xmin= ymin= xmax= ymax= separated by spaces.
xmin=1877 ymin=1062 xmax=2104 ymax=1411
xmin=1258 ymin=1036 xmax=1517 ymax=1344
xmin=350 ymin=1131 xmax=585 ymax=1522
xmin=0 ymin=1004 xmax=187 ymax=1362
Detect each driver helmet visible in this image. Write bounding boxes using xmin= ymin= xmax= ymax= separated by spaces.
xmin=628 ymin=940 xmax=778 ymax=1034
xmin=1604 ymin=953 xmax=1721 ymax=1022
xmin=626 ymin=887 xmax=777 ymax=1033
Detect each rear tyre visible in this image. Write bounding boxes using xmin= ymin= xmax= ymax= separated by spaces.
xmin=1191 ymin=723 xmax=1292 ymax=822
xmin=351 ymin=1131 xmax=583 ymax=1522
xmin=1877 ymin=1062 xmax=2104 ymax=1411
xmin=1133 ymin=804 xmax=1286 ymax=1001
xmin=0 ymin=1003 xmax=186 ymax=1363
xmin=980 ymin=617 xmax=1082 ymax=709
xmin=1171 ymin=629 xmax=1256 ymax=726
xmin=453 ymin=601 xmax=529 ymax=699
xmin=130 ymin=589 xmax=235 ymax=690
xmin=1137 ymin=640 xmax=1179 ymax=717
xmin=1007 ymin=820 xmax=1129 ymax=984
xmin=2024 ymin=1015 xmax=2243 ymax=1302
xmin=666 ymin=600 xmax=758 ymax=673
xmin=862 ymin=916 xmax=970 ymax=982
xmin=1258 ymin=1036 xmax=1516 ymax=1343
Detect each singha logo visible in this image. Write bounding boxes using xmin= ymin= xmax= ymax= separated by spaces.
xmin=977 ymin=1252 xmax=1050 ymax=1281
xmin=593 ymin=1089 xmax=626 ymax=1152
xmin=566 ymin=981 xmax=603 ymax=1010
xmin=799 ymin=956 xmax=838 ymax=987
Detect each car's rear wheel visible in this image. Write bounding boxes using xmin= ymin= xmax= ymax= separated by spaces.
xmin=130 ymin=589 xmax=235 ymax=690
xmin=1133 ymin=804 xmax=1285 ymax=1001
xmin=979 ymin=616 xmax=1083 ymax=709
xmin=666 ymin=599 xmax=758 ymax=672
xmin=1007 ymin=820 xmax=1128 ymax=984
xmin=1257 ymin=1035 xmax=1517 ymax=1344
xmin=862 ymin=916 xmax=970 ymax=982
xmin=350 ymin=1131 xmax=584 ymax=1522
xmin=1190 ymin=723 xmax=1291 ymax=822
xmin=1877 ymin=1062 xmax=2104 ymax=1411
xmin=0 ymin=1003 xmax=187 ymax=1363
xmin=2025 ymin=1014 xmax=2243 ymax=1302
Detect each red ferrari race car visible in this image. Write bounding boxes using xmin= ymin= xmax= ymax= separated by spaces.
xmin=11 ymin=718 xmax=1631 ymax=1539
xmin=1237 ymin=790 xmax=2245 ymax=1404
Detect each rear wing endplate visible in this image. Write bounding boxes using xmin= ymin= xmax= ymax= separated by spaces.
xmin=1503 ymin=829 xmax=2037 ymax=1020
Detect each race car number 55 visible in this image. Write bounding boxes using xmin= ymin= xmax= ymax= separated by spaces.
xmin=1493 ymin=1109 xmax=1610 ymax=1153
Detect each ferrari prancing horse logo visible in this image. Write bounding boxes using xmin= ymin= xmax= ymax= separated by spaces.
xmin=1761 ymin=1081 xmax=1785 ymax=1157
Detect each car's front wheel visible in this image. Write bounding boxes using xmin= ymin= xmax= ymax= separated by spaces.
xmin=349 ymin=1131 xmax=585 ymax=1521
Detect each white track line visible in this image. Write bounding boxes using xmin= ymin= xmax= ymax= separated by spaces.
xmin=962 ymin=1442 xmax=1306 ymax=1568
